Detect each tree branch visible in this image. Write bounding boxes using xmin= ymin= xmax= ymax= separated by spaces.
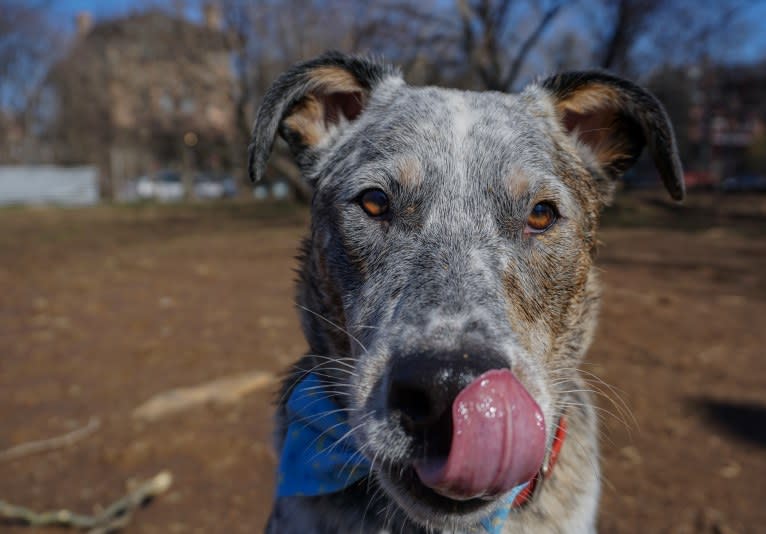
xmin=0 ymin=471 xmax=173 ymax=533
xmin=502 ymin=2 xmax=565 ymax=90
xmin=0 ymin=418 xmax=100 ymax=463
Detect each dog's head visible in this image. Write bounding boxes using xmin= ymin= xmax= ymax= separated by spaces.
xmin=251 ymin=52 xmax=682 ymax=529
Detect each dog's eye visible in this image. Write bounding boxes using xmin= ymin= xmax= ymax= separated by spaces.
xmin=527 ymin=202 xmax=558 ymax=232
xmin=359 ymin=189 xmax=389 ymax=218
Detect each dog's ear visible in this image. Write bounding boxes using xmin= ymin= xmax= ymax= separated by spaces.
xmin=541 ymin=71 xmax=684 ymax=201
xmin=248 ymin=52 xmax=400 ymax=182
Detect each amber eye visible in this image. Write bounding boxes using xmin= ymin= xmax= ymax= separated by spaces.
xmin=527 ymin=202 xmax=557 ymax=232
xmin=359 ymin=189 xmax=389 ymax=218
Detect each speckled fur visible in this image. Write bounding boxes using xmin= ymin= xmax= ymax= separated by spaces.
xmin=249 ymin=52 xmax=683 ymax=534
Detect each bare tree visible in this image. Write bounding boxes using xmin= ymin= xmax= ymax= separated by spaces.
xmin=544 ymin=31 xmax=593 ymax=72
xmin=596 ymin=0 xmax=663 ymax=74
xmin=460 ymin=0 xmax=567 ymax=91
xmin=220 ymin=0 xmax=360 ymax=200
xmin=0 ymin=0 xmax=61 ymax=163
xmin=596 ymin=0 xmax=752 ymax=77
xmin=0 ymin=1 xmax=49 ymax=110
xmin=357 ymin=0 xmax=571 ymax=91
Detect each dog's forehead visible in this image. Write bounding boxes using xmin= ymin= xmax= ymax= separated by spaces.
xmin=392 ymin=85 xmax=552 ymax=144
xmin=330 ymin=84 xmax=562 ymax=193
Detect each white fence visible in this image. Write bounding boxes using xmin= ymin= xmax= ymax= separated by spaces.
xmin=0 ymin=166 xmax=99 ymax=206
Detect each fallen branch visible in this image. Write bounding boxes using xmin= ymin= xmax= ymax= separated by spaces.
xmin=0 ymin=418 xmax=101 ymax=463
xmin=0 ymin=470 xmax=172 ymax=533
xmin=133 ymin=370 xmax=276 ymax=421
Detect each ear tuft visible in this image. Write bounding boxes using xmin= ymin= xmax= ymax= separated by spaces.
xmin=542 ymin=71 xmax=685 ymax=201
xmin=248 ymin=52 xmax=400 ymax=183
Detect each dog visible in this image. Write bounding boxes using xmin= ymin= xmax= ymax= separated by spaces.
xmin=248 ymin=52 xmax=683 ymax=533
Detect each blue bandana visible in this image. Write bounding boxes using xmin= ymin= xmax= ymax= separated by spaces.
xmin=277 ymin=372 xmax=529 ymax=533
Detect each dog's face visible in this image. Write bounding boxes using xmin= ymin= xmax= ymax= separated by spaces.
xmin=251 ymin=53 xmax=683 ymax=530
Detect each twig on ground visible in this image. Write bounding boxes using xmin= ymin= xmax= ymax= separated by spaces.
xmin=0 ymin=470 xmax=173 ymax=533
xmin=0 ymin=417 xmax=101 ymax=463
xmin=133 ymin=370 xmax=276 ymax=421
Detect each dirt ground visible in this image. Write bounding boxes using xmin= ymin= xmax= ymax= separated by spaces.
xmin=1 ymin=192 xmax=765 ymax=533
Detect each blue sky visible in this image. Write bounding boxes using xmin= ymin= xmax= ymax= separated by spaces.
xmin=49 ymin=1 xmax=200 ymax=28
xmin=50 ymin=0 xmax=135 ymax=19
xmin=47 ymin=0 xmax=211 ymax=38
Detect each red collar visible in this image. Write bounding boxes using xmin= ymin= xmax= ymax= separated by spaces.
xmin=511 ymin=416 xmax=567 ymax=508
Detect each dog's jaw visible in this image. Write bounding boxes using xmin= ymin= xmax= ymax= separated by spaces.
xmin=347 ymin=346 xmax=563 ymax=531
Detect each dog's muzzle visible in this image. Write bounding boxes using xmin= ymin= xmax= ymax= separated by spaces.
xmin=385 ymin=350 xmax=547 ymax=500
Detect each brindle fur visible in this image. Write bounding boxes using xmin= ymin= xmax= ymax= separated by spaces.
xmin=249 ymin=52 xmax=683 ymax=534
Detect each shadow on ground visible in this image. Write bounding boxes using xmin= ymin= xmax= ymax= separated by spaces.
xmin=690 ymin=397 xmax=766 ymax=448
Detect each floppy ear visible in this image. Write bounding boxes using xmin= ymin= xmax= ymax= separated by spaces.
xmin=248 ymin=51 xmax=400 ymax=183
xmin=541 ymin=71 xmax=685 ymax=201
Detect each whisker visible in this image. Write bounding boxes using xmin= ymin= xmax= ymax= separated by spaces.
xmin=276 ymin=368 xmax=353 ymax=405
xmin=564 ymin=367 xmax=634 ymax=412
xmin=550 ymin=369 xmax=637 ymax=431
xmin=294 ymin=406 xmax=356 ymax=427
xmin=296 ymin=303 xmax=369 ymax=354
xmin=552 ymin=366 xmax=636 ymax=427
xmin=316 ymin=416 xmax=371 ymax=458
xmin=555 ymin=400 xmax=621 ymax=448
xmin=556 ymin=394 xmax=631 ymax=433
xmin=361 ymin=480 xmax=386 ymax=532
xmin=303 ymin=418 xmax=358 ymax=455
xmin=303 ymin=354 xmax=357 ymax=368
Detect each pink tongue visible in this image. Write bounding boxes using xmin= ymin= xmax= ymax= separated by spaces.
xmin=414 ymin=369 xmax=546 ymax=501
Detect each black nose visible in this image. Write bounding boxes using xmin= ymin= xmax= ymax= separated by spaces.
xmin=385 ymin=348 xmax=508 ymax=458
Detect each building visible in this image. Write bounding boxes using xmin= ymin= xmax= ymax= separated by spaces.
xmin=686 ymin=61 xmax=766 ymax=180
xmin=46 ymin=5 xmax=238 ymax=199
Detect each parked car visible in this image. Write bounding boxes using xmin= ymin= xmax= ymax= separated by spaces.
xmin=154 ymin=170 xmax=184 ymax=201
xmin=222 ymin=176 xmax=237 ymax=197
xmin=194 ymin=174 xmax=224 ymax=199
xmin=252 ymin=178 xmax=291 ymax=200
xmin=136 ymin=170 xmax=184 ymax=202
xmin=194 ymin=173 xmax=238 ymax=199
xmin=134 ymin=171 xmax=238 ymax=201
xmin=135 ymin=175 xmax=154 ymax=199
xmin=720 ymin=174 xmax=766 ymax=193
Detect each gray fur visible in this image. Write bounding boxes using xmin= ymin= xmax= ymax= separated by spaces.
xmin=250 ymin=52 xmax=683 ymax=534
